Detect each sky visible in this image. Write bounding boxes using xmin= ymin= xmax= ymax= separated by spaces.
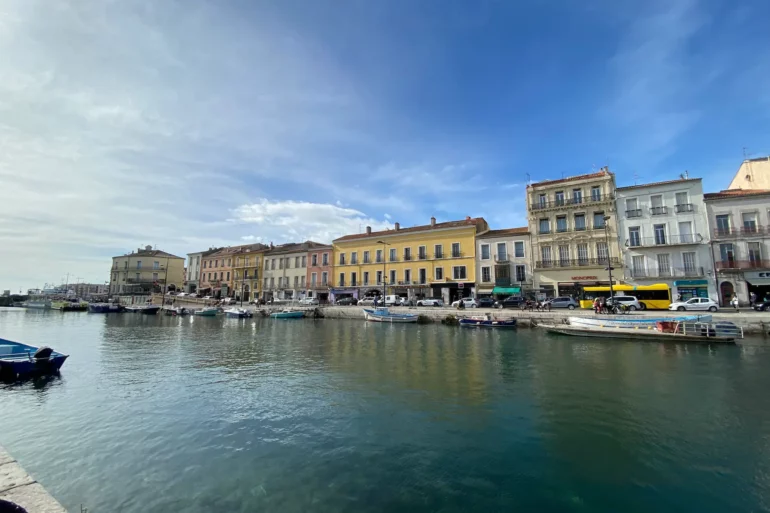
xmin=1 ymin=0 xmax=769 ymax=291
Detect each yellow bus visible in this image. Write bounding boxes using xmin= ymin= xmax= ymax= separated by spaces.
xmin=580 ymin=284 xmax=672 ymax=310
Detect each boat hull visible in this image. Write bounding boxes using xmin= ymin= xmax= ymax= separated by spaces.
xmin=140 ymin=306 xmax=160 ymax=315
xmin=540 ymin=324 xmax=735 ymax=343
xmin=459 ymin=318 xmax=517 ymax=328
xmin=88 ymin=304 xmax=125 ymax=313
xmin=0 ymin=337 xmax=69 ymax=378
xmin=568 ymin=315 xmax=712 ymax=329
xmin=270 ymin=311 xmax=304 ymax=319
xmin=226 ymin=309 xmax=253 ymax=318
xmin=193 ymin=308 xmax=218 ymax=317
xmin=362 ymin=308 xmax=418 ymax=323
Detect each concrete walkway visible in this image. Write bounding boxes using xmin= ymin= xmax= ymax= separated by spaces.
xmin=0 ymin=446 xmax=66 ymax=512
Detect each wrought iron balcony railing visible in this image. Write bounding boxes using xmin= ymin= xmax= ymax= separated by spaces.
xmin=630 ymin=267 xmax=704 ymax=278
xmin=626 ymin=233 xmax=703 ymax=247
xmin=534 ymin=257 xmax=620 ymax=269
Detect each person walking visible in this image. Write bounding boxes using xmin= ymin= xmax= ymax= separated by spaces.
xmin=731 ymin=293 xmax=739 ymax=311
xmin=750 ymin=291 xmax=757 ymax=308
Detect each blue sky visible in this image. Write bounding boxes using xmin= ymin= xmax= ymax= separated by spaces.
xmin=1 ymin=0 xmax=769 ymax=291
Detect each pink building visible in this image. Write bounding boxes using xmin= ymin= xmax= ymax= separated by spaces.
xmin=306 ymin=245 xmax=333 ymax=303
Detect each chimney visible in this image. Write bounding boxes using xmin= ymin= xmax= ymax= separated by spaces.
xmin=270 ymin=242 xmax=274 ymax=249
xmin=366 ymin=226 xmax=371 ymax=234
xmin=430 ymin=217 xmax=436 ymax=227
xmin=394 ymin=222 xmax=400 ymax=230
xmin=465 ymin=216 xmax=471 ymax=221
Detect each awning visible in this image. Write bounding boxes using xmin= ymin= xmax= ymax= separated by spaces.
xmin=745 ymin=278 xmax=770 ymax=286
xmin=493 ymin=286 xmax=521 ymax=295
xmin=674 ymin=280 xmax=708 ymax=286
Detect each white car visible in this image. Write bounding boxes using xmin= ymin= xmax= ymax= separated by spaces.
xmin=176 ymin=292 xmax=187 ymax=298
xmin=669 ymin=297 xmax=719 ymax=312
xmin=358 ymin=297 xmax=376 ymax=306
xmin=203 ymin=295 xmax=212 ymax=300
xmin=606 ymin=295 xmax=642 ymax=311
xmin=299 ymin=297 xmax=319 ymax=306
xmin=451 ymin=298 xmax=478 ymax=308
xmin=416 ymin=298 xmax=444 ymax=307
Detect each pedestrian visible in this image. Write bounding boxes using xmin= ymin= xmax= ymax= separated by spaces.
xmin=592 ymin=297 xmax=600 ymax=314
xmin=750 ymin=291 xmax=757 ymax=307
xmin=677 ymin=293 xmax=682 ymax=302
xmin=731 ymin=294 xmax=739 ymax=311
xmin=373 ymin=296 xmax=378 ymax=307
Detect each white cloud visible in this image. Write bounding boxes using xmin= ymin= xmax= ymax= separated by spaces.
xmin=384 ymin=213 xmax=392 ymax=220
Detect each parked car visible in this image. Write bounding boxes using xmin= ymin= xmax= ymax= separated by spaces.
xmin=416 ymin=298 xmax=444 ymax=307
xmin=545 ymin=296 xmax=579 ymax=310
xmin=222 ymin=297 xmax=233 ymax=305
xmin=605 ymin=295 xmax=642 ymax=311
xmin=669 ymin=297 xmax=719 ymax=312
xmin=203 ymin=295 xmax=212 ymax=300
xmin=475 ymin=297 xmax=496 ymax=308
xmin=451 ymin=298 xmax=478 ymax=308
xmin=384 ymin=295 xmax=402 ymax=306
xmin=335 ymin=297 xmax=358 ymax=306
xmin=176 ymin=292 xmax=187 ymax=298
xmin=753 ymin=300 xmax=770 ymax=311
xmin=358 ymin=297 xmax=376 ymax=306
xmin=495 ymin=296 xmax=526 ymax=309
xmin=299 ymin=297 xmax=319 ymax=306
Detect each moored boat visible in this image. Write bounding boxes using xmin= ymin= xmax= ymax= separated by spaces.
xmin=140 ymin=305 xmax=160 ymax=315
xmin=540 ymin=321 xmax=741 ymax=343
xmin=568 ymin=314 xmax=712 ymax=329
xmin=0 ymin=337 xmax=69 ymax=379
xmin=23 ymin=299 xmax=52 ymax=310
xmin=362 ymin=308 xmax=418 ymax=323
xmin=193 ymin=307 xmax=219 ymax=317
xmin=165 ymin=307 xmax=189 ymax=316
xmin=270 ymin=309 xmax=304 ymax=319
xmin=88 ymin=303 xmax=125 ymax=313
xmin=459 ymin=315 xmax=517 ymax=328
xmin=225 ymin=308 xmax=253 ymax=318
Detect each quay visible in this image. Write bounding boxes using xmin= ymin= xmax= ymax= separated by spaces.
xmin=0 ymin=445 xmax=66 ymax=512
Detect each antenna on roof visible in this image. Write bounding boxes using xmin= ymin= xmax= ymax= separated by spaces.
xmin=633 ymin=170 xmax=638 ymax=185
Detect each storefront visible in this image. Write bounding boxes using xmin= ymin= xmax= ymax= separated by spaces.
xmin=537 ymin=270 xmax=616 ymax=298
xmin=673 ymin=279 xmax=709 ymax=301
xmin=744 ymin=271 xmax=770 ymax=302
xmin=431 ymin=283 xmax=475 ymax=303
xmin=329 ymin=288 xmax=359 ymax=302
xmin=491 ymin=286 xmax=520 ymax=298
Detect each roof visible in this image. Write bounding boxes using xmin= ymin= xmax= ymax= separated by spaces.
xmin=206 ymin=243 xmax=268 ymax=258
xmin=704 ymin=189 xmax=770 ymax=200
xmin=616 ymin=177 xmax=701 ymax=191
xmin=477 ymin=227 xmax=529 ymax=239
xmin=115 ymin=249 xmax=183 ymax=259
xmin=263 ymin=241 xmax=327 ymax=255
xmin=333 ymin=217 xmax=488 ymax=243
xmin=527 ymin=169 xmax=612 ymax=189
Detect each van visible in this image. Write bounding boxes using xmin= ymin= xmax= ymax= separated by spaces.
xmin=384 ymin=295 xmax=402 ymax=306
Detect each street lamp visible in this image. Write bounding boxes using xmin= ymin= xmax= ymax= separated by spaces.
xmin=603 ymin=215 xmax=615 ymax=300
xmin=377 ymin=240 xmax=390 ymax=303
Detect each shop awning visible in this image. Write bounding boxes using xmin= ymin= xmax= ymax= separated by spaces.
xmin=492 ymin=286 xmax=521 ymax=295
xmin=673 ymin=280 xmax=708 ymax=286
xmin=745 ymin=278 xmax=770 ymax=286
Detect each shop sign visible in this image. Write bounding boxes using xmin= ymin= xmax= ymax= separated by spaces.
xmin=570 ymin=276 xmax=598 ymax=280
xmin=458 ymin=283 xmax=464 ymax=288
xmin=745 ymin=271 xmax=770 ymax=279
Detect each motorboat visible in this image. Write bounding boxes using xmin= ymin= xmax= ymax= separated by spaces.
xmin=540 ymin=321 xmax=741 ymax=343
xmin=225 ymin=308 xmax=253 ymax=318
xmin=362 ymin=308 xmax=418 ymax=323
xmin=88 ymin=303 xmax=125 ymax=313
xmin=139 ymin=305 xmax=160 ymax=315
xmin=0 ymin=337 xmax=68 ymax=379
xmin=459 ymin=315 xmax=517 ymax=328
xmin=23 ymin=299 xmax=52 ymax=310
xmin=270 ymin=309 xmax=304 ymax=319
xmin=193 ymin=307 xmax=219 ymax=317
xmin=165 ymin=307 xmax=189 ymax=316
xmin=568 ymin=314 xmax=712 ymax=329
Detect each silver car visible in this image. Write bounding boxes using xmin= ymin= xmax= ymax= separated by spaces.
xmin=546 ymin=296 xmax=579 ymax=310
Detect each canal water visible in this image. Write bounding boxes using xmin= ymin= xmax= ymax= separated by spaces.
xmin=2 ymin=309 xmax=770 ymax=512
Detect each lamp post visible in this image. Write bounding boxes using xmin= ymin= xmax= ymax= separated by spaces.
xmin=377 ymin=240 xmax=390 ymax=303
xmin=603 ymin=215 xmax=615 ymax=300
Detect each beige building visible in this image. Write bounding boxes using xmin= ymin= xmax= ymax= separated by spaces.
xmin=527 ymin=168 xmax=621 ymax=298
xmin=728 ymin=156 xmax=770 ymax=190
xmin=475 ymin=228 xmax=532 ymax=297
xmin=262 ymin=242 xmax=325 ymax=301
xmin=109 ymin=245 xmax=184 ymax=295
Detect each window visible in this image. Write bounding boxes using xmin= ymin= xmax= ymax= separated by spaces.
xmin=153 ymin=261 xmax=160 ymax=270
xmin=481 ymin=267 xmax=491 ymax=282
xmin=628 ymin=227 xmax=641 ymax=247
xmin=351 ymin=272 xmax=357 ymax=286
xmin=625 ymin=198 xmax=640 ymax=217
xmin=654 ymin=224 xmax=667 ymax=245
xmin=363 ymin=251 xmax=370 ymax=264
xmin=279 ymin=258 xmax=284 ymax=269
xmin=339 ymin=253 xmax=346 ymax=265
xmin=539 ymin=218 xmax=550 ymax=234
xmin=557 ymin=245 xmax=570 ymax=266
xmin=574 ymin=214 xmax=586 ymax=231
xmin=481 ymin=244 xmax=490 ymax=260
xmin=596 ymin=242 xmax=609 ymax=263
xmin=322 ymin=272 xmax=328 ymax=285
xmin=515 ymin=265 xmax=526 ymax=282
xmin=301 ymin=256 xmax=306 ymax=267
xmin=591 ymin=186 xmax=601 ymax=201
xmin=294 ymin=256 xmax=300 ymax=267
xmin=228 ymin=258 xmax=231 ymax=266
xmin=219 ymin=272 xmax=223 ymax=280
xmin=593 ymin=212 xmax=605 ymax=229
xmin=434 ymin=244 xmax=443 ymax=258
xmin=124 ymin=261 xmax=128 ymax=269
xmin=572 ymin=189 xmax=582 ymax=204
xmin=451 ymin=243 xmax=461 ymax=258
xmin=556 ymin=216 xmax=567 ymax=232
xmin=339 ymin=273 xmax=345 ymax=286
xmin=743 ymin=212 xmax=758 ymax=233
xmin=452 ymin=266 xmax=467 ymax=280
xmin=226 ymin=271 xmax=230 ymax=281
xmin=137 ymin=260 xmax=142 ymax=269
xmin=270 ymin=259 xmax=275 ymax=270
xmin=657 ymin=254 xmax=671 ymax=276
xmin=682 ymin=252 xmax=697 ymax=274
xmin=311 ymin=272 xmax=317 ymax=285
xmin=541 ymin=246 xmax=552 ymax=263
xmin=389 ymin=270 xmax=396 ymax=285
xmin=678 ymin=221 xmax=693 ymax=243
xmin=363 ymin=272 xmax=369 ymax=285
xmin=152 ymin=272 xmax=158 ymax=280
xmin=748 ymin=242 xmax=762 ymax=263
xmin=650 ymin=195 xmax=665 ymax=215
xmin=577 ymin=243 xmax=588 ymax=264
xmin=375 ymin=249 xmax=383 ymax=263
xmin=675 ymin=192 xmax=689 ymax=208
xmin=538 ymin=194 xmax=547 ymax=208
xmin=351 ymin=252 xmax=358 ymax=265
xmin=389 ymin=248 xmax=396 ymax=262
xmin=301 ymin=276 xmax=306 ymax=287
xmin=322 ymin=253 xmax=329 ymax=266
xmin=554 ymin=191 xmax=565 ymax=206
xmin=203 ymin=261 xmax=207 ymax=269
xmin=264 ymin=278 xmax=269 ymax=289
xmin=435 ymin=267 xmax=444 ymax=280
xmin=404 ymin=269 xmax=411 ymax=283
xmin=404 ymin=247 xmax=412 ymax=261
xmin=418 ymin=246 xmax=427 ymax=260
xmin=208 ymin=273 xmax=212 ymax=281
xmin=719 ymin=244 xmax=735 ymax=265
xmin=294 ymin=276 xmax=299 ymax=287
xmin=497 ymin=243 xmax=507 ymax=261
xmin=632 ymin=255 xmax=645 ymax=276
xmin=376 ymin=270 xmax=382 ymax=284
xmin=514 ymin=241 xmax=524 ymax=258
xmin=419 ymin=269 xmax=427 ymax=284
xmin=312 ymin=254 xmax=318 ymax=266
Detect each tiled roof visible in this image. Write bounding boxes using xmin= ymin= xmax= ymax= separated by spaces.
xmin=117 ymin=249 xmax=183 ymax=259
xmin=477 ymin=227 xmax=529 ymax=239
xmin=264 ymin=241 xmax=327 ymax=255
xmin=527 ymin=170 xmax=611 ymax=188
xmin=616 ymin=177 xmax=701 ymax=190
xmin=333 ymin=217 xmax=488 ymax=243
xmin=704 ymin=189 xmax=770 ymax=200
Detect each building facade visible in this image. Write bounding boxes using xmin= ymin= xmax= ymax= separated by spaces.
xmin=109 ymin=246 xmax=184 ymax=295
xmin=727 ymin=156 xmax=770 ymax=190
xmin=199 ymin=247 xmax=241 ymax=298
xmin=261 ymin=242 xmax=323 ymax=301
xmin=616 ymin=178 xmax=714 ymax=301
xmin=232 ymin=244 xmax=268 ymax=302
xmin=475 ymin=228 xmax=532 ymax=297
xmin=306 ymin=245 xmax=333 ymax=303
xmin=185 ymin=248 xmax=220 ymax=293
xmin=527 ymin=169 xmax=620 ymax=298
xmin=332 ymin=217 xmax=488 ymax=304
xmin=704 ymin=189 xmax=770 ymax=305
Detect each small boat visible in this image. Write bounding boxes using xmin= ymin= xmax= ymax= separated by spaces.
xmin=88 ymin=303 xmax=125 ymax=313
xmin=23 ymin=299 xmax=52 ymax=310
xmin=0 ymin=337 xmax=68 ymax=379
xmin=270 ymin=309 xmax=304 ymax=319
xmin=225 ymin=308 xmax=253 ymax=318
xmin=140 ymin=305 xmax=160 ymax=315
xmin=540 ymin=321 xmax=741 ymax=343
xmin=165 ymin=307 xmax=189 ymax=316
xmin=459 ymin=315 xmax=517 ymax=328
xmin=362 ymin=307 xmax=418 ymax=323
xmin=193 ymin=307 xmax=219 ymax=317
xmin=568 ymin=314 xmax=712 ymax=329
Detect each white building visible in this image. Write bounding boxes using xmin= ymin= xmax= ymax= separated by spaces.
xmin=704 ymin=189 xmax=770 ymax=305
xmin=185 ymin=248 xmax=220 ymax=293
xmin=475 ymin=228 xmax=532 ymax=297
xmin=616 ymin=178 xmax=715 ymax=301
xmin=262 ymin=241 xmax=325 ymax=301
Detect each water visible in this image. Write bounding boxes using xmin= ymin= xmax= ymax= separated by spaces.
xmin=2 ymin=309 xmax=770 ymax=513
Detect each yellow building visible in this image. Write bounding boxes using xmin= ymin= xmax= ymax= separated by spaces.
xmin=332 ymin=216 xmax=489 ymax=303
xmin=232 ymin=244 xmax=268 ymax=302
xmin=109 ymin=245 xmax=185 ymax=295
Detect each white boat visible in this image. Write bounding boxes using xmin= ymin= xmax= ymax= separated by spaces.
xmin=224 ymin=308 xmax=253 ymax=318
xmin=540 ymin=321 xmax=741 ymax=343
xmin=362 ymin=308 xmax=418 ymax=323
xmin=568 ymin=314 xmax=712 ymax=329
xmin=193 ymin=307 xmax=219 ymax=317
xmin=23 ymin=299 xmax=52 ymax=310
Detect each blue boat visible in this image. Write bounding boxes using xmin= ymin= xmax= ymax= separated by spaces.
xmin=270 ymin=309 xmax=305 ymax=319
xmin=225 ymin=308 xmax=253 ymax=318
xmin=88 ymin=303 xmax=125 ymax=313
xmin=459 ymin=315 xmax=517 ymax=328
xmin=362 ymin=308 xmax=418 ymax=323
xmin=0 ymin=337 xmax=68 ymax=379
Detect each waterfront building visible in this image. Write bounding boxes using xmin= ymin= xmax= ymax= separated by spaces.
xmin=199 ymin=247 xmax=241 ymax=298
xmin=69 ymin=282 xmax=109 ymax=299
xmin=109 ymin=246 xmax=184 ymax=295
xmin=306 ymin=244 xmax=334 ymax=303
xmin=475 ymin=228 xmax=532 ymax=298
xmin=232 ymin=244 xmax=268 ymax=302
xmin=616 ymin=178 xmax=715 ymax=301
xmin=332 ymin=216 xmax=489 ymax=304
xmin=727 ymin=156 xmax=770 ymax=190
xmin=261 ymin=242 xmax=325 ymax=301
xmin=704 ymin=189 xmax=770 ymax=305
xmin=527 ymin=168 xmax=620 ymax=298
xmin=185 ymin=248 xmax=221 ymax=294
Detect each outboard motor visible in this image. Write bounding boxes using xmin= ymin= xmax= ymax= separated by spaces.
xmin=32 ymin=346 xmax=54 ymax=361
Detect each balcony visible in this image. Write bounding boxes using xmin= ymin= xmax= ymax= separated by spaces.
xmin=625 ymin=209 xmax=642 ymax=218
xmin=117 ymin=265 xmax=166 ymax=271
xmin=530 ymin=193 xmax=614 ymax=211
xmin=625 ymin=233 xmax=703 ymax=247
xmin=650 ymin=206 xmax=668 ymax=216
xmin=338 ymin=281 xmax=345 ymax=287
xmin=494 ymin=255 xmax=509 ymax=263
xmin=675 ymin=203 xmax=694 ymax=213
xmin=126 ymin=278 xmax=166 ymax=284
xmin=535 ymin=257 xmax=620 ymax=269
xmin=418 ymin=254 xmax=427 ymax=260
xmin=434 ymin=253 xmax=444 ymax=259
xmin=715 ymin=259 xmax=770 ymax=271
xmin=630 ymin=267 xmax=704 ymax=279
xmin=713 ymin=226 xmax=767 ymax=238
xmin=403 ymin=254 xmax=412 ymax=261
xmin=495 ymin=277 xmax=511 ymax=286
xmin=388 ymin=256 xmax=398 ymax=262
xmin=451 ymin=252 xmax=464 ymax=258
